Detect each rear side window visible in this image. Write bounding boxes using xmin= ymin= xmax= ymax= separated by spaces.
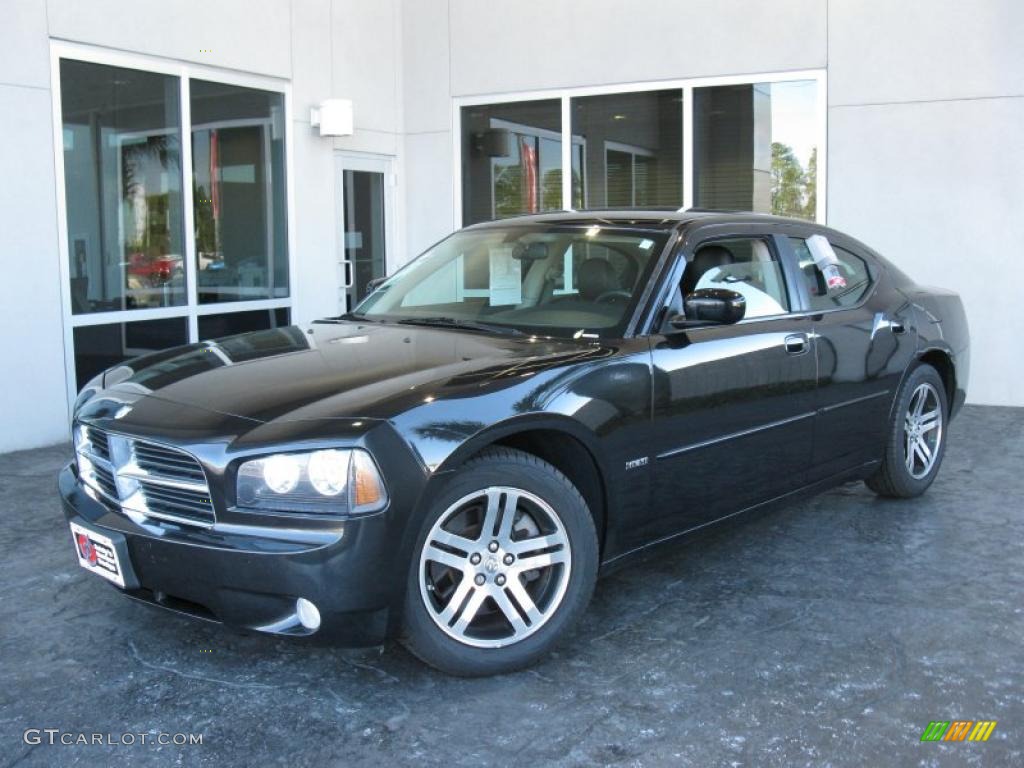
xmin=789 ymin=237 xmax=873 ymax=310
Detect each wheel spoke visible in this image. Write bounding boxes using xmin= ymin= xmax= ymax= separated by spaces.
xmin=505 ymin=576 xmax=543 ymax=624
xmin=451 ymin=587 xmax=487 ymax=633
xmin=424 ymin=544 xmax=467 ymax=571
xmin=437 ymin=576 xmax=473 ymax=624
xmin=430 ymin=528 xmax=477 ymax=554
xmin=905 ymin=434 xmax=915 ymax=470
xmin=480 ymin=489 xmax=502 ymax=540
xmin=916 ymin=437 xmax=933 ymax=462
xmin=514 ymin=549 xmax=568 ymax=572
xmin=491 ymin=586 xmax=529 ymax=636
xmin=912 ymin=387 xmax=927 ymax=418
xmin=496 ymin=490 xmax=519 ymax=543
xmin=911 ymin=441 xmax=928 ymax=472
xmin=919 ymin=410 xmax=941 ymax=433
xmin=508 ymin=533 xmax=564 ymax=555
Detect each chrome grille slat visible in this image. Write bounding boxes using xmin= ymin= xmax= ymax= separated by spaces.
xmin=85 ymin=426 xmax=111 ymax=461
xmin=133 ymin=444 xmax=206 ymax=483
xmin=92 ymin=463 xmax=118 ymax=498
xmin=75 ymin=425 xmax=214 ymax=528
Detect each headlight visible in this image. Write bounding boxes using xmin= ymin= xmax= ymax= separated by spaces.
xmin=235 ymin=449 xmax=388 ymax=515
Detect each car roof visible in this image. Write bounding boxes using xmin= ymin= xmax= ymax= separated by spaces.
xmin=462 ymin=208 xmax=827 ymax=233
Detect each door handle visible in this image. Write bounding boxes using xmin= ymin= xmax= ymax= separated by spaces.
xmin=340 ymin=259 xmax=354 ymax=288
xmin=872 ymin=312 xmax=906 ymax=338
xmin=784 ymin=333 xmax=809 ymax=356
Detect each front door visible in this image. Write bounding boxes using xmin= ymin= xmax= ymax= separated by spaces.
xmin=641 ymin=230 xmax=817 ymax=546
xmin=336 ymin=155 xmax=394 ymax=312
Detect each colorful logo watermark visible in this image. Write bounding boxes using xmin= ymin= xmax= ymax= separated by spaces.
xmin=920 ymin=720 xmax=997 ymax=742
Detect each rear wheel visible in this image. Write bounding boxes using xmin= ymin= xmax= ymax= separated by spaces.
xmin=402 ymin=448 xmax=598 ymax=676
xmin=867 ymin=364 xmax=948 ymax=498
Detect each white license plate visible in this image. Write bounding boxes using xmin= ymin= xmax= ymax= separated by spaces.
xmin=69 ymin=522 xmax=125 ymax=588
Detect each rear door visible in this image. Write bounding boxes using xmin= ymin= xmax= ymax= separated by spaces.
xmin=782 ymin=233 xmax=917 ymax=479
xmin=638 ymin=223 xmax=817 ymax=545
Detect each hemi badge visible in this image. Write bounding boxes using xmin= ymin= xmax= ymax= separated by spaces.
xmin=625 ymin=457 xmax=649 ymax=470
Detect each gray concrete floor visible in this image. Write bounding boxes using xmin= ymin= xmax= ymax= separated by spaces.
xmin=1 ymin=405 xmax=1021 ymax=767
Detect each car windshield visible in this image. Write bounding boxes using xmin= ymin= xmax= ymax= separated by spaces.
xmin=353 ymin=224 xmax=669 ymax=338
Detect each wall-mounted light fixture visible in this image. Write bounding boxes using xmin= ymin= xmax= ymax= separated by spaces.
xmin=310 ymin=99 xmax=354 ymax=137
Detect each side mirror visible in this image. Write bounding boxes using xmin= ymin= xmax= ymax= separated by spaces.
xmin=670 ymin=288 xmax=746 ymax=329
xmin=366 ymin=276 xmax=387 ymax=293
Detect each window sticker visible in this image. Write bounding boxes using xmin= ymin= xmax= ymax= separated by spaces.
xmin=806 ymin=234 xmax=847 ymax=291
xmin=488 ymin=246 xmax=522 ymax=305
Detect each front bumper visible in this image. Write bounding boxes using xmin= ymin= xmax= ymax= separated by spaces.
xmin=59 ymin=463 xmax=397 ymax=646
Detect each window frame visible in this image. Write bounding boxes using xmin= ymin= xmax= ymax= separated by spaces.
xmin=50 ymin=41 xmax=296 ymax=416
xmin=452 ymin=69 xmax=827 ymax=228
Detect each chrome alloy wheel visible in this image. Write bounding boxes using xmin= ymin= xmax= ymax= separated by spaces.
xmin=418 ymin=486 xmax=572 ymax=649
xmin=904 ymin=382 xmax=943 ymax=480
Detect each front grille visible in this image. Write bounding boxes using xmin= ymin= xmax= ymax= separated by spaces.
xmin=137 ymin=480 xmax=215 ymax=525
xmin=75 ymin=425 xmax=214 ymax=528
xmin=134 ymin=442 xmax=206 ymax=484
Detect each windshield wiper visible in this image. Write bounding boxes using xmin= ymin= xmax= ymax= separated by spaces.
xmin=395 ymin=316 xmax=524 ymax=336
xmin=315 ymin=313 xmax=376 ymax=325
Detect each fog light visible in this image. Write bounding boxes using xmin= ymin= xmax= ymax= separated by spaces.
xmin=296 ymin=598 xmax=321 ymax=630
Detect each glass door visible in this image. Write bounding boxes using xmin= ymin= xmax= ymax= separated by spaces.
xmin=336 ymin=155 xmax=393 ymax=312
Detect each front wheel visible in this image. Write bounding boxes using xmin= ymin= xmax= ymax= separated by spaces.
xmin=402 ymin=448 xmax=598 ymax=676
xmin=867 ymin=363 xmax=948 ymax=498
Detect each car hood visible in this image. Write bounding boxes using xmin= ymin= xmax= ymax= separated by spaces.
xmin=87 ymin=321 xmax=604 ymax=424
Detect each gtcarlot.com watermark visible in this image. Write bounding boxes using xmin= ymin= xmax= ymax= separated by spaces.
xmin=24 ymin=729 xmax=203 ymax=747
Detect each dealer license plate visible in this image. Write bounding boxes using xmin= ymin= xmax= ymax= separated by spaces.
xmin=69 ymin=522 xmax=126 ymax=588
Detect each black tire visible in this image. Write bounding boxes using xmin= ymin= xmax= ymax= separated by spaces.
xmin=866 ymin=363 xmax=949 ymax=498
xmin=401 ymin=447 xmax=598 ymax=676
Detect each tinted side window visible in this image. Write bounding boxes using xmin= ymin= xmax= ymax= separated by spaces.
xmin=683 ymin=237 xmax=790 ymax=319
xmin=790 ymin=237 xmax=873 ymax=310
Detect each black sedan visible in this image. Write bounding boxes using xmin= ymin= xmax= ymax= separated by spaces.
xmin=62 ymin=211 xmax=969 ymax=676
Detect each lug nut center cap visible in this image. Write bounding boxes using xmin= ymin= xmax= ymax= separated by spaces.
xmin=484 ymin=557 xmax=499 ymax=574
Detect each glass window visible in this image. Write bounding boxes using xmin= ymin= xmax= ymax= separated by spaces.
xmin=694 ymin=80 xmax=818 ymax=220
xmin=683 ymin=238 xmax=790 ymax=319
xmin=60 ymin=60 xmax=186 ymax=314
xmin=72 ymin=317 xmax=188 ymax=390
xmin=58 ymin=56 xmax=294 ymax=399
xmin=571 ymin=90 xmax=683 ymax=209
xmin=789 ymin=238 xmax=873 ymax=310
xmin=197 ymin=308 xmax=290 ymax=340
xmin=356 ymin=225 xmax=668 ymax=338
xmin=190 ymin=79 xmax=289 ymax=304
xmin=460 ymin=100 xmax=572 ymax=225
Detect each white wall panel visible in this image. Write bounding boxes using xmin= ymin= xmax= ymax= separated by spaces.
xmin=829 ymin=0 xmax=1024 ymax=106
xmin=0 ymin=85 xmax=71 ymax=450
xmin=449 ymin=0 xmax=826 ymax=96
xmin=828 ymin=97 xmax=1024 ymax=405
xmin=46 ymin=0 xmax=292 ymax=78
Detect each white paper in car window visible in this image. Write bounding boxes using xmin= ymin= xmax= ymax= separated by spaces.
xmin=488 ymin=246 xmax=522 ymax=306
